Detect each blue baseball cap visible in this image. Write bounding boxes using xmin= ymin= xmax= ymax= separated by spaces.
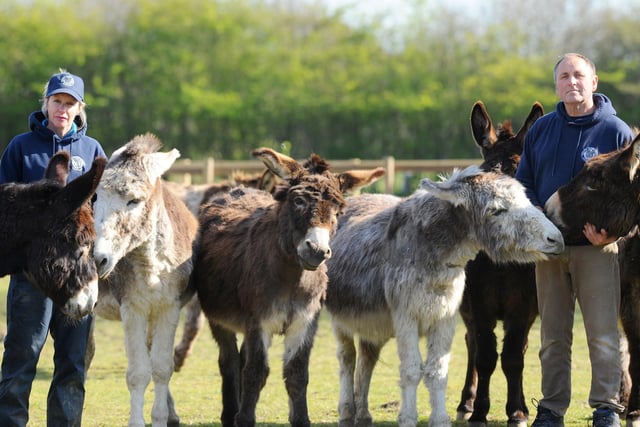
xmin=46 ymin=72 xmax=84 ymax=102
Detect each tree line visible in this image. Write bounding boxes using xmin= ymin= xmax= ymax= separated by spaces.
xmin=1 ymin=0 xmax=639 ymax=162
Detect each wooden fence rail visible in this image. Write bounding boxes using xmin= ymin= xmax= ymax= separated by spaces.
xmin=168 ymin=156 xmax=482 ymax=194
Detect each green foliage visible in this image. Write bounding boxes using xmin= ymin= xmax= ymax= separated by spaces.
xmin=0 ymin=0 xmax=639 ymax=162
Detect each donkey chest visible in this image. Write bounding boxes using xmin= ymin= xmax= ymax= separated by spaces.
xmin=98 ymin=261 xmax=188 ymax=315
xmin=391 ymin=267 xmax=467 ymax=323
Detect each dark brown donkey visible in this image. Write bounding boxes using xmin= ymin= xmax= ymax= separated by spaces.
xmin=0 ymin=151 xmax=105 ymax=319
xmin=191 ymin=148 xmax=384 ymax=427
xmin=456 ymin=101 xmax=544 ymax=427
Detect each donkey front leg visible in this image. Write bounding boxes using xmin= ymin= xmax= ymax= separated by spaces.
xmin=149 ymin=306 xmax=181 ymax=427
xmin=423 ymin=314 xmax=457 ymax=427
xmin=235 ymin=327 xmax=270 ymax=427
xmin=121 ymin=307 xmax=152 ymax=427
xmin=394 ymin=319 xmax=423 ymax=427
xmin=210 ymin=322 xmax=242 ymax=427
xmin=282 ymin=314 xmax=319 ymax=427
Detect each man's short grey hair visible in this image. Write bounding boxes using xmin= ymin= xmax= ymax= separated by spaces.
xmin=554 ymin=53 xmax=596 ymax=82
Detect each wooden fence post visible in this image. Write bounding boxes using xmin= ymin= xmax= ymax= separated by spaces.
xmin=205 ymin=157 xmax=215 ymax=183
xmin=384 ymin=156 xmax=395 ymax=194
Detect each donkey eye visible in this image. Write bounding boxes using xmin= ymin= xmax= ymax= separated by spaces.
xmin=127 ymin=198 xmax=142 ymax=206
xmin=294 ymin=197 xmax=306 ymax=208
xmin=491 ymin=208 xmax=507 ymax=216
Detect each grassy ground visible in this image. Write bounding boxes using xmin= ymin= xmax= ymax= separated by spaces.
xmin=0 ymin=276 xmax=598 ymax=426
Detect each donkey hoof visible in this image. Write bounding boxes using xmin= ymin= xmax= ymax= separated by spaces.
xmin=627 ymin=416 xmax=640 ymax=427
xmin=507 ymin=420 xmax=528 ymax=427
xmin=457 ymin=411 xmax=472 ymax=421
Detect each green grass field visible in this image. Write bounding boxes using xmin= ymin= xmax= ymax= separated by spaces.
xmin=0 ymin=277 xmax=598 ymax=426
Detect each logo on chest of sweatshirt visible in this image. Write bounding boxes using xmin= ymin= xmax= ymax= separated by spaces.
xmin=71 ymin=156 xmax=86 ymax=172
xmin=581 ymin=147 xmax=599 ymax=162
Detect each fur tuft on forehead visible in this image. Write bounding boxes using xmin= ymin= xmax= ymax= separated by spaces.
xmin=273 ymin=172 xmax=346 ymax=207
xmin=301 ymin=153 xmax=331 ymax=175
xmin=109 ymin=133 xmax=163 ymax=166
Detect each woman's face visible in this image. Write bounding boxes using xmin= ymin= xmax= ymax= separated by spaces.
xmin=46 ymin=93 xmax=81 ymax=137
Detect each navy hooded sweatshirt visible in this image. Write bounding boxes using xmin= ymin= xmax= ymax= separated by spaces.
xmin=515 ymin=93 xmax=634 ymax=209
xmin=0 ymin=110 xmax=106 ymax=185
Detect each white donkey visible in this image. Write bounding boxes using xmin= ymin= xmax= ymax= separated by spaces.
xmin=93 ymin=133 xmax=198 ymax=427
xmin=325 ymin=166 xmax=565 ymax=427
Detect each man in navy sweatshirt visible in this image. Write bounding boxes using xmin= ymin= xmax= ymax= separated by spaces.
xmin=516 ymin=53 xmax=635 ymax=427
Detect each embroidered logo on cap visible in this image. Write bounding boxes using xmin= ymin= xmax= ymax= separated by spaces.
xmin=60 ymin=74 xmax=75 ymax=87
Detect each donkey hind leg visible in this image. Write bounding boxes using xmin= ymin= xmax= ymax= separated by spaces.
xmin=467 ymin=321 xmax=498 ymax=427
xmin=501 ymin=317 xmax=535 ymax=427
xmin=149 ymin=306 xmax=181 ymax=427
xmin=174 ymin=294 xmax=205 ymax=372
xmin=354 ymin=338 xmax=382 ymax=427
xmin=456 ymin=329 xmax=478 ymax=421
xmin=210 ymin=322 xmax=242 ymax=427
xmin=422 ymin=314 xmax=457 ymax=427
xmin=235 ymin=326 xmax=271 ymax=427
xmin=282 ymin=313 xmax=320 ymax=427
xmin=121 ymin=308 xmax=152 ymax=427
xmin=333 ymin=321 xmax=358 ymax=427
xmin=622 ymin=319 xmax=640 ymax=427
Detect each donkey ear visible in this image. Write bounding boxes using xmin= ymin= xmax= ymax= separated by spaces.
xmin=514 ymin=101 xmax=544 ymax=147
xmin=337 ymin=167 xmax=385 ymax=194
xmin=252 ymin=147 xmax=303 ymax=179
xmin=627 ymin=134 xmax=640 ymax=182
xmin=470 ymin=101 xmax=498 ymax=151
xmin=45 ymin=151 xmax=71 ymax=185
xmin=144 ymin=149 xmax=180 ymax=183
xmin=55 ymin=156 xmax=106 ymax=212
xmin=419 ymin=167 xmax=481 ymax=208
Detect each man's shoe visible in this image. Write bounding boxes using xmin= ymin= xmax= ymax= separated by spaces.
xmin=592 ymin=408 xmax=621 ymax=427
xmin=531 ymin=405 xmax=564 ymax=427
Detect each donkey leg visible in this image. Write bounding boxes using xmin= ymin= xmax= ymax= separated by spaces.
xmin=333 ymin=321 xmax=358 ymax=427
xmin=467 ymin=320 xmax=498 ymax=427
xmin=282 ymin=314 xmax=319 ymax=427
xmin=354 ymin=339 xmax=382 ymax=427
xmin=149 ymin=306 xmax=181 ymax=427
xmin=456 ymin=329 xmax=478 ymax=421
xmin=210 ymin=322 xmax=242 ymax=427
xmin=501 ymin=316 xmax=535 ymax=427
xmin=421 ymin=314 xmax=457 ymax=427
xmin=235 ymin=326 xmax=270 ymax=427
xmin=174 ymin=294 xmax=205 ymax=372
xmin=393 ymin=318 xmax=424 ymax=427
xmin=121 ymin=307 xmax=152 ymax=427
xmin=621 ymin=311 xmax=640 ymax=427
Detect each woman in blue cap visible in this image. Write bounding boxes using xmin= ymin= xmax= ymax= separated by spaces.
xmin=0 ymin=69 xmax=106 ymax=427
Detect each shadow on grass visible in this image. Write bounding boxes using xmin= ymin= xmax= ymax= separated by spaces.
xmin=179 ymin=424 xmax=402 ymax=427
xmin=175 ymin=420 xmax=477 ymax=427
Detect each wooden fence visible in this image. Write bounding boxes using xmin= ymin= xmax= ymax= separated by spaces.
xmin=168 ymin=156 xmax=481 ymax=194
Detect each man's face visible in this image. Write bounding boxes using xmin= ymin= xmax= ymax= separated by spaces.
xmin=555 ymin=56 xmax=598 ymax=106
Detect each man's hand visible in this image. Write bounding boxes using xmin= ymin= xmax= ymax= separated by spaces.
xmin=583 ymin=222 xmax=618 ymax=246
